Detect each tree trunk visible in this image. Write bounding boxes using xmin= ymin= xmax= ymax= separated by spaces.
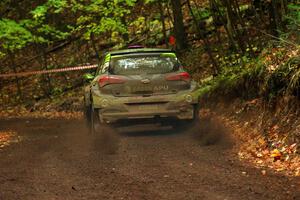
xmin=8 ymin=52 xmax=22 ymax=101
xmin=269 ymin=0 xmax=282 ymax=36
xmin=223 ymin=0 xmax=246 ymax=52
xmin=170 ymin=0 xmax=188 ymax=51
xmin=159 ymin=2 xmax=169 ymax=48
xmin=121 ymin=16 xmax=129 ymax=44
xmin=42 ymin=49 xmax=52 ymax=94
xmin=90 ymin=33 xmax=100 ymax=62
xmin=210 ymin=0 xmax=237 ymax=50
xmin=187 ymin=0 xmax=219 ymax=75
xmin=35 ymin=44 xmax=52 ymax=98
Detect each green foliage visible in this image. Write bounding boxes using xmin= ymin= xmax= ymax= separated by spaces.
xmin=0 ymin=52 xmax=5 ymax=59
xmin=265 ymin=55 xmax=300 ymax=98
xmin=197 ymin=47 xmax=300 ymax=101
xmin=83 ymin=73 xmax=94 ymax=81
xmin=287 ymin=3 xmax=300 ymax=23
xmin=52 ymin=86 xmax=63 ymax=95
xmin=31 ymin=0 xmax=68 ymax=21
xmin=129 ymin=17 xmax=146 ymax=34
xmin=72 ymin=0 xmax=136 ymax=40
xmin=284 ymin=3 xmax=300 ymax=44
xmin=0 ymin=0 xmax=137 ymax=53
xmin=147 ymin=19 xmax=163 ymax=45
xmin=197 ymin=56 xmax=265 ymax=99
xmin=0 ymin=19 xmax=33 ymax=54
xmin=287 ymin=57 xmax=300 ymax=92
xmin=28 ymin=0 xmax=71 ymax=43
xmin=0 ymin=0 xmax=72 ymax=55
xmin=192 ymin=7 xmax=211 ymax=20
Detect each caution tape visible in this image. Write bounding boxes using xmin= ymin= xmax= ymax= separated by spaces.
xmin=0 ymin=64 xmax=98 ymax=78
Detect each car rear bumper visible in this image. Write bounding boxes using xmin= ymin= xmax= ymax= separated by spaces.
xmin=92 ymin=89 xmax=199 ymax=123
xmin=99 ymin=104 xmax=195 ymax=123
xmin=100 ymin=106 xmax=194 ymax=122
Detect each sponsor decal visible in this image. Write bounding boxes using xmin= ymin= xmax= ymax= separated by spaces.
xmin=130 ymin=85 xmax=169 ymax=92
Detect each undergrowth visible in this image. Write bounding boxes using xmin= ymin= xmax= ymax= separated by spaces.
xmin=197 ymin=45 xmax=300 ymax=103
xmin=194 ymin=2 xmax=300 ymax=103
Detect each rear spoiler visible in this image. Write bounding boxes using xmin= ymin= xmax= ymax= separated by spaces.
xmin=110 ymin=49 xmax=175 ymax=57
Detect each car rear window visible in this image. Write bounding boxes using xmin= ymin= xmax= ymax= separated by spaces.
xmin=109 ymin=54 xmax=180 ymax=75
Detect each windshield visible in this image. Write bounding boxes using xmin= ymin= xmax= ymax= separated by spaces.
xmin=109 ymin=54 xmax=180 ymax=75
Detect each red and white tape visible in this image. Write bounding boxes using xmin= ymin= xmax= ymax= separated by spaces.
xmin=0 ymin=64 xmax=98 ymax=78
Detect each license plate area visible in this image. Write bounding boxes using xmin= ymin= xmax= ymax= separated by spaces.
xmin=126 ymin=103 xmax=167 ymax=111
xmin=138 ymin=104 xmax=160 ymax=111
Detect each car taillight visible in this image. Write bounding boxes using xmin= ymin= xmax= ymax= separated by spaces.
xmin=165 ymin=72 xmax=191 ymax=82
xmin=98 ymin=75 xmax=126 ymax=87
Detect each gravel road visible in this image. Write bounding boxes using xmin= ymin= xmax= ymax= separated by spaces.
xmin=0 ymin=118 xmax=299 ymax=200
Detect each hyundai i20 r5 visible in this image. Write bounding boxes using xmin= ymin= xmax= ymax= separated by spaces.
xmin=84 ymin=48 xmax=200 ymax=133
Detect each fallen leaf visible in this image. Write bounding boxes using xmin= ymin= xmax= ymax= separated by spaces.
xmin=271 ymin=149 xmax=282 ymax=161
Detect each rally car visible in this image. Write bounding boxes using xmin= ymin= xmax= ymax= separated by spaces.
xmin=84 ymin=48 xmax=200 ymax=133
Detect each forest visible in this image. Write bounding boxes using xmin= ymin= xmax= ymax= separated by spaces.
xmin=0 ymin=0 xmax=299 ymax=104
xmin=1 ymin=0 xmax=300 ymax=180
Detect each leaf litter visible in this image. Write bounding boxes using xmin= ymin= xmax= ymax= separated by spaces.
xmin=0 ymin=130 xmax=21 ymax=150
xmin=201 ymin=103 xmax=300 ymax=177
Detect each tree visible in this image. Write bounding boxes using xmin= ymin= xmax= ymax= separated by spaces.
xmin=186 ymin=0 xmax=219 ymax=75
xmin=0 ymin=18 xmax=33 ymax=99
xmin=158 ymin=1 xmax=168 ymax=48
xmin=170 ymin=0 xmax=188 ymax=50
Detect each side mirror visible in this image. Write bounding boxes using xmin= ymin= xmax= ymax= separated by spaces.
xmin=83 ymin=73 xmax=94 ymax=81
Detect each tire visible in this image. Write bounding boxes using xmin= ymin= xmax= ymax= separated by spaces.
xmin=84 ymin=104 xmax=99 ymax=135
xmin=190 ymin=104 xmax=200 ymax=124
xmin=174 ymin=105 xmax=200 ymax=130
xmin=84 ymin=105 xmax=92 ymax=126
xmin=90 ymin=107 xmax=101 ymax=135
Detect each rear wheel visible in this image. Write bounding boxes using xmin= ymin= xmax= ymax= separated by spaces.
xmin=84 ymin=105 xmax=92 ymax=126
xmin=190 ymin=104 xmax=200 ymax=124
xmin=84 ymin=104 xmax=100 ymax=135
xmin=174 ymin=105 xmax=200 ymax=130
xmin=90 ymin=107 xmax=101 ymax=134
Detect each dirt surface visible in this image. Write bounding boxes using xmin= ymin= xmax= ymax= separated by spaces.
xmin=0 ymin=118 xmax=299 ymax=200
